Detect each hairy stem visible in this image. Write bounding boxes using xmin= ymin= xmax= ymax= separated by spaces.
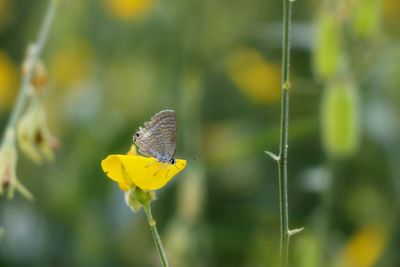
xmin=144 ymin=205 xmax=170 ymax=267
xmin=278 ymin=0 xmax=294 ymax=266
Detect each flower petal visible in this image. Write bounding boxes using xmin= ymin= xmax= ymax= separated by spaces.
xmin=101 ymin=155 xmax=131 ymax=191
xmin=118 ymin=156 xmax=187 ymax=190
xmin=101 ymin=154 xmax=187 ymax=191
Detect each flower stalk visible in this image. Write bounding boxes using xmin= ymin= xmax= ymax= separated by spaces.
xmin=144 ymin=204 xmax=170 ymax=267
xmin=125 ymin=187 xmax=169 ymax=267
xmin=5 ymin=0 xmax=58 ymax=132
xmin=0 ymin=0 xmax=58 ymax=199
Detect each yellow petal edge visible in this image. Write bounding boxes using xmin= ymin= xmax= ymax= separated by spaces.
xmin=101 ymin=155 xmax=187 ymax=191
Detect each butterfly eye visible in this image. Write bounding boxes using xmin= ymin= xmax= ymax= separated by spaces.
xmin=135 ymin=132 xmax=140 ymax=137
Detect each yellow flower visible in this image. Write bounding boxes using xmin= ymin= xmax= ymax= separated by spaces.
xmin=103 ymin=0 xmax=155 ymax=20
xmin=51 ymin=39 xmax=94 ymax=89
xmin=335 ymin=224 xmax=388 ymax=267
xmin=0 ymin=50 xmax=18 ymax=110
xmin=225 ymin=47 xmax=281 ymax=103
xmin=101 ymin=145 xmax=187 ymax=191
xmin=383 ymin=0 xmax=400 ymax=29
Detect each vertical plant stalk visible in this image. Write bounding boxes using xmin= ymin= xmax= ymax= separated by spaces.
xmin=1 ymin=0 xmax=58 ymax=143
xmin=143 ymin=205 xmax=170 ymax=267
xmin=275 ymin=0 xmax=303 ymax=265
xmin=278 ymin=0 xmax=292 ymax=265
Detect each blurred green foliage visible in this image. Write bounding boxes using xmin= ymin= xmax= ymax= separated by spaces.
xmin=0 ymin=0 xmax=400 ymax=266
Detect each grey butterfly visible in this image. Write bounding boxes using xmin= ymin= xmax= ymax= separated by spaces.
xmin=133 ymin=110 xmax=177 ymax=164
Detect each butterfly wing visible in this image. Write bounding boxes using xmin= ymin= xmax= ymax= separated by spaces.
xmin=134 ymin=110 xmax=177 ymax=162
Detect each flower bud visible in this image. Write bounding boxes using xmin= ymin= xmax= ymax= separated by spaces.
xmin=124 ymin=187 xmax=157 ymax=212
xmin=321 ymin=79 xmax=361 ymax=157
xmin=313 ymin=9 xmax=343 ymax=81
xmin=125 ymin=188 xmax=142 ymax=212
xmin=352 ymin=0 xmax=381 ymax=38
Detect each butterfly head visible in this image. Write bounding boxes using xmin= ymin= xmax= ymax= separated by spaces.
xmin=133 ymin=127 xmax=146 ymax=143
xmin=133 ymin=131 xmax=140 ymax=142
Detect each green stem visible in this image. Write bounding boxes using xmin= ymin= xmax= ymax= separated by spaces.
xmin=278 ymin=0 xmax=293 ymax=266
xmin=1 ymin=0 xmax=58 ymax=143
xmin=144 ymin=205 xmax=170 ymax=267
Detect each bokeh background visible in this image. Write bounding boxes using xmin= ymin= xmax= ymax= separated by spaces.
xmin=0 ymin=0 xmax=400 ymax=266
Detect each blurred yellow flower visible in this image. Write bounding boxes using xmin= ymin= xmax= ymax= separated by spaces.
xmin=104 ymin=0 xmax=155 ymax=20
xmin=336 ymin=225 xmax=388 ymax=267
xmin=0 ymin=50 xmax=18 ymax=110
xmin=51 ymin=39 xmax=94 ymax=89
xmin=383 ymin=0 xmax=400 ymax=29
xmin=225 ymin=47 xmax=281 ymax=103
xmin=101 ymin=145 xmax=187 ymax=191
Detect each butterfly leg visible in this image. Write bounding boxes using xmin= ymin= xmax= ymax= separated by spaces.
xmin=165 ymin=164 xmax=171 ymax=179
xmin=153 ymin=163 xmax=165 ymax=177
xmin=160 ymin=162 xmax=178 ymax=179
xmin=171 ymin=163 xmax=180 ymax=170
xmin=145 ymin=160 xmax=157 ymax=168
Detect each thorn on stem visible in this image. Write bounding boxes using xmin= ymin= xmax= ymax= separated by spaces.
xmin=265 ymin=151 xmax=280 ymax=161
xmin=288 ymin=227 xmax=304 ymax=236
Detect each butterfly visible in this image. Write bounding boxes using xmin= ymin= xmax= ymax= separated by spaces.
xmin=133 ymin=110 xmax=177 ymax=165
